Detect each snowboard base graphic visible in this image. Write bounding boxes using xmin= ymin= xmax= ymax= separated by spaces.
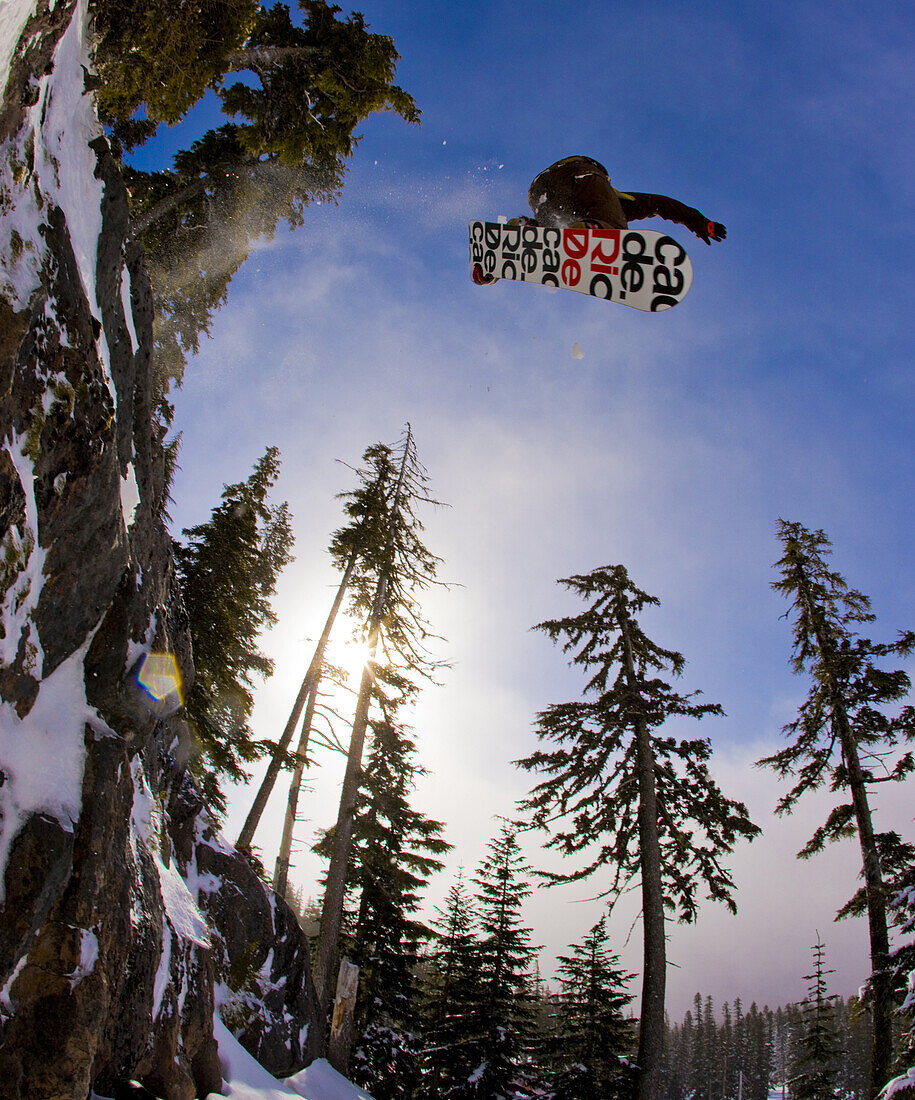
xmin=469 ymin=220 xmax=693 ymax=311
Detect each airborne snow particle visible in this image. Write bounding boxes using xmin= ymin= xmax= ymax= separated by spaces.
xmin=571 ymin=342 xmax=584 ymax=359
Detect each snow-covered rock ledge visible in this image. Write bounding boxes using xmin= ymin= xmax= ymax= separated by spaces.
xmin=0 ymin=4 xmax=322 ymax=1097
xmin=882 ymin=1068 xmax=915 ymax=1100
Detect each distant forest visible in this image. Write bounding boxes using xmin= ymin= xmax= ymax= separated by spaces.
xmin=661 ymin=991 xmax=869 ymax=1100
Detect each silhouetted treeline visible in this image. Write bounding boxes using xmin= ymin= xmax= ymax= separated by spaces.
xmin=660 ymin=993 xmax=870 ymax=1100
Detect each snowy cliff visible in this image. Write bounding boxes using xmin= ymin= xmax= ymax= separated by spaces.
xmin=0 ymin=3 xmax=320 ymax=1097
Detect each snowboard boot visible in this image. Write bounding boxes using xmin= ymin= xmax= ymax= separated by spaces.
xmin=473 ymin=217 xmax=536 ymax=284
xmin=472 ymin=264 xmax=498 ymax=285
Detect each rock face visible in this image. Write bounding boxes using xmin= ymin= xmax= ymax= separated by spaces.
xmin=0 ymin=3 xmax=320 ymax=1097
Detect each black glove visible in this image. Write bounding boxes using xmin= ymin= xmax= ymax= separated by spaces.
xmin=698 ymin=220 xmax=727 ymax=244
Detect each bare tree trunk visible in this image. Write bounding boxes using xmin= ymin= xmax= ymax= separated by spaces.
xmin=836 ymin=713 xmax=892 ymax=1098
xmin=809 ymin=612 xmax=892 ymax=1099
xmin=327 ymin=959 xmax=360 ymax=1074
xmin=272 ymin=676 xmax=322 ymax=899
xmin=311 ymin=622 xmax=380 ymax=1020
xmin=633 ymin=725 xmax=666 ymax=1100
xmin=312 ymin=428 xmax=412 ymax=1032
xmin=237 ymin=551 xmax=357 ymax=854
xmin=621 ymin=616 xmax=666 ymax=1100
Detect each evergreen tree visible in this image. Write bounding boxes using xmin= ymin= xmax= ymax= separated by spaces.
xmin=237 ymin=437 xmax=409 ymax=869
xmin=833 ymin=996 xmax=870 ymax=1100
xmin=517 ymin=565 xmax=760 ymax=1100
xmin=90 ymin=0 xmax=419 ymax=411
xmin=658 ymin=993 xmax=875 ymax=1100
xmin=344 ymin=715 xmax=451 ymax=1098
xmin=91 ymin=0 xmax=257 ymax=128
xmin=662 ymin=1008 xmax=694 ymax=1100
xmin=174 ymin=446 xmax=293 ymax=812
xmin=702 ymin=996 xmax=718 ymax=1100
xmin=743 ymin=1003 xmax=771 ymax=1100
xmin=689 ymin=992 xmax=711 ymax=1100
xmin=757 ymin=520 xmax=915 ymax=1097
xmin=790 ymin=940 xmax=841 ymax=1100
xmin=720 ymin=1001 xmax=735 ymax=1100
xmin=885 ymin=848 xmax=915 ymax=1080
xmin=771 ymin=1005 xmax=791 ymax=1098
xmin=526 ymin=959 xmax=555 ymax=1081
xmin=415 ymin=872 xmax=486 ymax=1100
xmin=470 ymin=824 xmax=539 ymax=1099
xmin=313 ymin=427 xmax=446 ymax=1042
xmin=540 ymin=916 xmax=635 ymax=1100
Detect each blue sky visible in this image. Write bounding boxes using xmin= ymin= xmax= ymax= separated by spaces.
xmin=160 ymin=1 xmax=915 ymax=1014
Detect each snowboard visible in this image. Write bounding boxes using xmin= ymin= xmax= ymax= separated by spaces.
xmin=469 ymin=220 xmax=693 ymax=311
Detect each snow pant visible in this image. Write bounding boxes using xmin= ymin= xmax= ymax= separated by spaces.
xmin=527 ymin=156 xmax=629 ymax=230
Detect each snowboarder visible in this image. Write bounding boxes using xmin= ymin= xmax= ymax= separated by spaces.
xmin=523 ymin=155 xmax=726 ymax=244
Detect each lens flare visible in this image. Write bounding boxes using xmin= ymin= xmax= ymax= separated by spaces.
xmin=137 ymin=652 xmax=183 ymax=705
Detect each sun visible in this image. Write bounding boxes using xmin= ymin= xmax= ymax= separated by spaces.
xmin=325 ymin=633 xmax=375 ymax=686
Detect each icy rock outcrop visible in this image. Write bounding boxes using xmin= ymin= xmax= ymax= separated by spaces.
xmin=194 ymin=822 xmax=322 ymax=1078
xmin=0 ymin=3 xmax=320 ymax=1098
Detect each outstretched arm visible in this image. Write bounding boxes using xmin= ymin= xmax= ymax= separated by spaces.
xmin=619 ymin=192 xmax=726 ymax=244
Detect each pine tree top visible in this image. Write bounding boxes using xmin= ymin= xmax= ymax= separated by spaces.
xmin=758 ymin=521 xmax=915 ymax=827
xmin=518 ymin=565 xmax=759 ymax=921
xmin=329 ymin=429 xmax=448 ymax=699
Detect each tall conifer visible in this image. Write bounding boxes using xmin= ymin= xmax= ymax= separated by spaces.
xmin=313 ymin=427 xmax=446 ymax=1040
xmin=721 ymin=1001 xmax=735 ymax=1100
xmin=174 ymin=446 xmax=293 ymax=812
xmin=517 ymin=565 xmax=759 ymax=1100
xmin=757 ymin=520 xmax=915 ymax=1096
xmin=236 ymin=438 xmax=407 ymax=869
xmin=690 ymin=992 xmax=710 ymax=1100
xmin=881 ymin=845 xmax=915 ymax=1085
xmin=790 ymin=940 xmax=840 ymax=1100
xmin=415 ymin=873 xmax=485 ymax=1100
xmin=743 ymin=1003 xmax=771 ymax=1100
xmin=470 ymin=824 xmax=538 ymax=1099
xmin=92 ymin=1 xmax=420 ymax=407
xmin=344 ymin=715 xmax=450 ymax=1096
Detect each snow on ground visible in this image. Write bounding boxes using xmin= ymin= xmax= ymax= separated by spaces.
xmin=91 ymin=1019 xmax=377 ymax=1100
xmin=1 ymin=0 xmax=107 ymax=320
xmin=284 ymin=1059 xmax=376 ymax=1100
xmin=0 ymin=0 xmax=115 ymax=894
xmin=213 ymin=1019 xmax=375 ymax=1100
xmin=0 ymin=0 xmax=34 ymax=102
xmin=0 ymin=432 xmax=47 ymax=673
